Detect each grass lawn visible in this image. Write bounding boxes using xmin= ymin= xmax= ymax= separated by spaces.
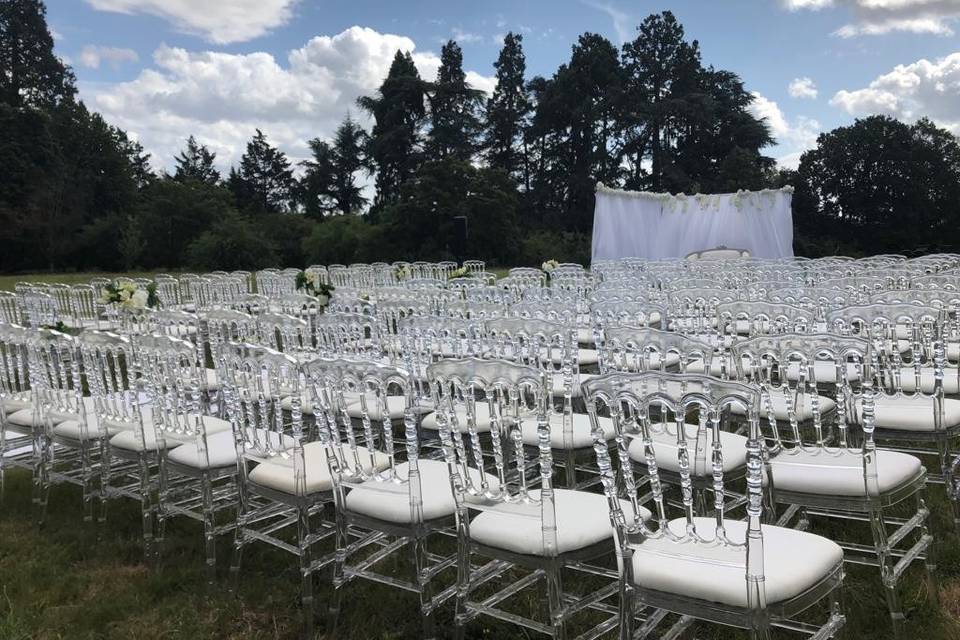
xmin=0 ymin=272 xmax=175 ymax=292
xmin=1 ymin=465 xmax=960 ymax=639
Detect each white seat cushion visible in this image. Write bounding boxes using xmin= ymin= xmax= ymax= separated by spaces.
xmin=683 ymin=358 xmax=726 ymax=376
xmin=554 ymin=372 xmax=598 ymax=398
xmin=469 ymin=489 xmax=652 ymax=556
xmin=344 ymin=459 xmax=499 ymax=523
xmin=895 ymin=368 xmax=960 ymax=394
xmin=52 ymin=418 xmax=127 ymax=441
xmin=280 ymin=394 xmax=316 ymax=415
xmin=576 ymin=327 xmax=595 ymax=344
xmin=201 ymin=368 xmax=219 ymax=391
xmin=109 ymin=428 xmax=183 ymax=452
xmin=631 ymin=517 xmax=842 ymax=607
xmin=166 ymin=430 xmax=238 ymax=469
xmin=767 ymin=447 xmax=923 ymax=496
xmin=108 ymin=414 xmax=232 ymax=452
xmin=628 ymin=423 xmax=748 ymax=476
xmin=731 ymin=392 xmax=836 ymax=422
xmin=576 ymin=348 xmax=599 ymax=366
xmin=1 ymin=395 xmax=31 ymax=415
xmin=344 ymin=395 xmax=433 ymax=421
xmin=421 ymin=403 xmax=497 ymax=433
xmin=519 ymin=413 xmax=617 ymax=449
xmin=855 ymin=396 xmax=960 ymax=431
xmin=247 ymin=441 xmax=390 ymax=495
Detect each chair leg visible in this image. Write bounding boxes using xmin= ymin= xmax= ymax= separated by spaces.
xmin=327 ymin=506 xmax=347 ymax=633
xmin=410 ymin=534 xmax=436 ymax=640
xmin=297 ymin=503 xmax=315 ymax=638
xmin=229 ymin=480 xmax=249 ymax=593
xmin=563 ymin=449 xmax=577 ymax=488
xmin=80 ymin=443 xmax=94 ymax=523
xmin=868 ymin=506 xmax=904 ymax=635
xmin=138 ymin=454 xmax=155 ymax=560
xmin=453 ymin=527 xmax=471 ymax=640
xmin=201 ymin=472 xmax=217 ymax=584
xmin=546 ymin=559 xmax=567 ymax=640
xmin=917 ymin=489 xmax=939 ymax=605
xmin=618 ymin=577 xmax=635 ymax=640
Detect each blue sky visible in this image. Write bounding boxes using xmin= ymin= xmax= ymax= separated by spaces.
xmin=45 ymin=0 xmax=960 ymax=174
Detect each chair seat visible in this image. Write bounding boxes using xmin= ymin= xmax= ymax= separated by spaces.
xmin=767 ymin=447 xmax=923 ymax=496
xmin=201 ymin=368 xmax=219 ymax=391
xmin=344 ymin=395 xmax=433 ymax=421
xmin=469 ymin=489 xmax=652 ymax=556
xmin=421 ymin=403 xmax=497 ymax=433
xmin=628 ymin=423 xmax=748 ymax=475
xmin=108 ymin=414 xmax=232 ymax=452
xmin=247 ymin=441 xmax=390 ymax=495
xmin=732 ymin=392 xmax=836 ymax=422
xmin=631 ymin=517 xmax=842 ymax=607
xmin=855 ymin=396 xmax=960 ymax=431
xmin=1 ymin=395 xmax=31 ymax=415
xmin=576 ymin=327 xmax=595 ymax=344
xmin=52 ymin=418 xmax=127 ymax=441
xmin=555 ymin=372 xmax=598 ymax=398
xmin=895 ymin=368 xmax=960 ymax=394
xmin=344 ymin=459 xmax=499 ymax=523
xmin=167 ymin=430 xmax=237 ymax=469
xmin=519 ymin=413 xmax=616 ymax=449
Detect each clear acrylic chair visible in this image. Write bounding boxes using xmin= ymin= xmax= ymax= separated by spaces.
xmin=309 ymin=358 xmax=464 ymax=639
xmin=428 ymin=357 xmax=634 ymax=639
xmin=827 ymin=303 xmax=960 ymax=523
xmin=582 ymin=371 xmax=846 ymax=640
xmin=0 ymin=324 xmax=34 ymax=500
xmin=732 ymin=333 xmax=936 ymax=634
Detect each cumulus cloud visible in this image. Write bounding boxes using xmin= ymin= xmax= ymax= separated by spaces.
xmin=784 ymin=0 xmax=960 ymax=36
xmin=830 ymin=52 xmax=960 ymax=133
xmin=788 ymin=77 xmax=819 ymax=99
xmin=749 ymin=92 xmax=822 ymax=168
xmin=84 ymin=0 xmax=300 ymax=44
xmin=84 ymin=26 xmax=496 ymax=171
xmin=79 ymin=45 xmax=139 ymax=69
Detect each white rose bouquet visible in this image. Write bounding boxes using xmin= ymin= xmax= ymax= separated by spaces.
xmin=295 ymin=270 xmax=335 ymax=305
xmin=448 ymin=266 xmax=470 ymax=279
xmin=99 ymin=280 xmax=159 ymax=311
xmin=541 ymin=259 xmax=560 ymax=273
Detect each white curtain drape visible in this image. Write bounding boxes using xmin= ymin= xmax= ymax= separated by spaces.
xmin=591 ymin=184 xmax=795 ymax=262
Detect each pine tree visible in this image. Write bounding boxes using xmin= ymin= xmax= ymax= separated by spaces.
xmin=484 ymin=33 xmax=531 ymax=184
xmin=330 ymin=115 xmax=368 ymax=214
xmin=229 ymin=129 xmax=294 ymax=214
xmin=426 ymin=40 xmax=484 ymax=162
xmin=358 ymin=50 xmax=427 ymax=207
xmin=298 ymin=138 xmax=337 ymax=219
xmin=174 ymin=135 xmax=220 ymax=185
xmin=0 ymin=0 xmax=75 ymax=108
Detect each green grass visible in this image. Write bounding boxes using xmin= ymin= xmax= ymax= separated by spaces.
xmin=0 ymin=272 xmax=175 ymax=292
xmin=2 ymin=466 xmax=960 ymax=639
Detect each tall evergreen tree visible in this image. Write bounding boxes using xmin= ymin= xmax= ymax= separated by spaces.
xmin=358 ymin=50 xmax=427 ymax=208
xmin=298 ymin=137 xmax=337 ymax=219
xmin=0 ymin=0 xmax=75 ymax=108
xmin=485 ymin=33 xmax=531 ymax=185
xmin=229 ymin=129 xmax=295 ymax=214
xmin=330 ymin=115 xmax=368 ymax=214
xmin=174 ymin=135 xmax=220 ymax=185
xmin=426 ymin=40 xmax=484 ymax=162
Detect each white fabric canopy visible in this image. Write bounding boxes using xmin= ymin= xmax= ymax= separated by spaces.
xmin=591 ymin=184 xmax=794 ymax=263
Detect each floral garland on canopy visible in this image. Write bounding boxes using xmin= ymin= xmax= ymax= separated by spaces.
xmin=99 ymin=281 xmax=159 ymax=311
xmin=594 ymin=182 xmax=794 ymax=213
xmin=296 ymin=270 xmax=335 ymax=304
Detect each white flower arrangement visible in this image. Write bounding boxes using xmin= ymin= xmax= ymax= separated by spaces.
xmin=449 ymin=266 xmax=470 ymax=279
xmin=541 ymin=259 xmax=560 ymax=273
xmin=100 ymin=280 xmax=158 ymax=311
xmin=394 ymin=265 xmax=411 ymax=281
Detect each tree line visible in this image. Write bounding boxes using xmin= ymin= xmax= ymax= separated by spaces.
xmin=2 ymin=0 xmax=960 ymax=273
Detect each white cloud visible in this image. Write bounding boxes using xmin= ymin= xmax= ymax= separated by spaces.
xmin=50 ymin=27 xmax=63 ymax=41
xmin=749 ymin=92 xmax=822 ymax=168
xmin=84 ymin=0 xmax=300 ymax=44
xmin=450 ymin=27 xmax=484 ymax=44
xmin=784 ymin=0 xmax=960 ymax=37
xmin=79 ymin=45 xmax=139 ymax=69
xmin=582 ymin=0 xmax=632 ymax=43
xmin=830 ymin=51 xmax=960 ymax=133
xmin=84 ymin=26 xmax=496 ymax=172
xmin=789 ymin=77 xmax=819 ymax=99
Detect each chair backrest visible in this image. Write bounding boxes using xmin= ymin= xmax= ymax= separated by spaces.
xmin=591 ymin=300 xmax=668 ymax=331
xmin=731 ymin=333 xmax=872 ymax=449
xmin=257 ymin=312 xmax=311 ymax=355
xmin=218 ymin=342 xmax=302 ymax=468
xmin=427 ymin=358 xmax=560 ymax=547
xmin=0 ymin=291 xmax=21 ymax=324
xmin=716 ymin=301 xmax=815 ymax=337
xmin=304 ymin=358 xmax=425 ymax=514
xmin=581 ymin=371 xmax=766 ymax=601
xmin=79 ymin=331 xmax=140 ymax=439
xmin=600 ymin=326 xmax=714 ymax=375
xmin=27 ymin=329 xmax=82 ymax=429
xmin=0 ymin=324 xmax=32 ymax=412
xmin=314 ymin=312 xmax=381 ymax=359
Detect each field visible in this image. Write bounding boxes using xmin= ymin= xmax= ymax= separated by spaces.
xmin=2 ymin=271 xmax=960 ymax=638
